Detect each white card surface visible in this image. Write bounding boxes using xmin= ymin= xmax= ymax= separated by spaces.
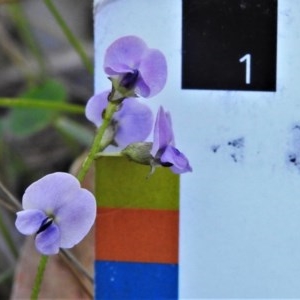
xmin=94 ymin=0 xmax=300 ymax=297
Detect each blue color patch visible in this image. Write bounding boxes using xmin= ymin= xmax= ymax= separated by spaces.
xmin=95 ymin=261 xmax=178 ymax=299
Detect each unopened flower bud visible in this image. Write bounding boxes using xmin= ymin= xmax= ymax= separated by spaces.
xmin=121 ymin=142 xmax=153 ymax=165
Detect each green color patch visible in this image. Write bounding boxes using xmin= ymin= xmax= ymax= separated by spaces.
xmin=95 ymin=154 xmax=179 ymax=210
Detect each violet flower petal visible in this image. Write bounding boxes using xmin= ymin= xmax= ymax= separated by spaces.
xmin=160 ymin=145 xmax=192 ymax=174
xmin=151 ymin=106 xmax=174 ymax=157
xmin=114 ymin=99 xmax=153 ymax=147
xmin=137 ymin=49 xmax=167 ymax=98
xmin=54 ymin=187 xmax=96 ymax=248
xmin=15 ymin=209 xmax=47 ymax=235
xmin=85 ymin=91 xmax=153 ymax=147
xmin=104 ymin=36 xmax=167 ymax=98
xmin=104 ymin=36 xmax=147 ymax=74
xmin=35 ymin=223 xmax=60 ymax=255
xmin=85 ymin=91 xmax=108 ymax=127
xmin=22 ymin=172 xmax=81 ymax=214
xmin=16 ymin=172 xmax=96 ymax=254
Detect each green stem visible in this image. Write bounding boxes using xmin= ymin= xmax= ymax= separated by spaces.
xmin=43 ymin=0 xmax=93 ymax=74
xmin=31 ymin=255 xmax=49 ymax=300
xmin=0 ymin=98 xmax=84 ymax=114
xmin=77 ymin=101 xmax=118 ymax=183
xmin=28 ymin=98 xmax=118 ymax=298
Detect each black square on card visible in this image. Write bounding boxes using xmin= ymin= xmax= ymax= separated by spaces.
xmin=182 ymin=0 xmax=277 ymax=91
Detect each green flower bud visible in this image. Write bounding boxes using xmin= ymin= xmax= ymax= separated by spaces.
xmin=121 ymin=142 xmax=154 ymax=165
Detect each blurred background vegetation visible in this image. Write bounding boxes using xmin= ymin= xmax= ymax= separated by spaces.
xmin=0 ymin=0 xmax=94 ymax=298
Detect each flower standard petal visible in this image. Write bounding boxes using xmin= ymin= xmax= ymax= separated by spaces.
xmin=137 ymin=49 xmax=167 ymax=98
xmin=15 ymin=209 xmax=47 ymax=235
xmin=35 ymin=223 xmax=61 ymax=255
xmin=85 ymin=91 xmax=108 ymax=127
xmin=151 ymin=106 xmax=174 ymax=157
xmin=85 ymin=91 xmax=153 ymax=147
xmin=54 ymin=187 xmax=96 ymax=249
xmin=22 ymin=172 xmax=81 ymax=214
xmin=114 ymin=99 xmax=153 ymax=147
xmin=104 ymin=36 xmax=147 ymax=74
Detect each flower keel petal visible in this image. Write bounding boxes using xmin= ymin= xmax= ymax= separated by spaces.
xmin=35 ymin=223 xmax=60 ymax=255
xmin=161 ymin=145 xmax=192 ymax=174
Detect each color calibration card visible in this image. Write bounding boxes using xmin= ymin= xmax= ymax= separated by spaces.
xmin=94 ymin=0 xmax=300 ymax=298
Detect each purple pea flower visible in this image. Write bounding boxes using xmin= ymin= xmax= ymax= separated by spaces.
xmin=104 ymin=35 xmax=167 ymax=98
xmin=85 ymin=90 xmax=153 ymax=147
xmin=15 ymin=172 xmax=96 ymax=255
xmin=151 ymin=106 xmax=192 ymax=174
xmin=122 ymin=107 xmax=192 ymax=174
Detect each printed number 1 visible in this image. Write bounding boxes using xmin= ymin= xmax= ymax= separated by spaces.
xmin=239 ymin=54 xmax=251 ymax=84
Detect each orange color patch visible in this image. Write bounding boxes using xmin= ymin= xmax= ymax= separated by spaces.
xmin=96 ymin=207 xmax=179 ymax=264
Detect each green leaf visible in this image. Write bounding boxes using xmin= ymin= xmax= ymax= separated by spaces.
xmin=7 ymin=79 xmax=67 ymax=137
